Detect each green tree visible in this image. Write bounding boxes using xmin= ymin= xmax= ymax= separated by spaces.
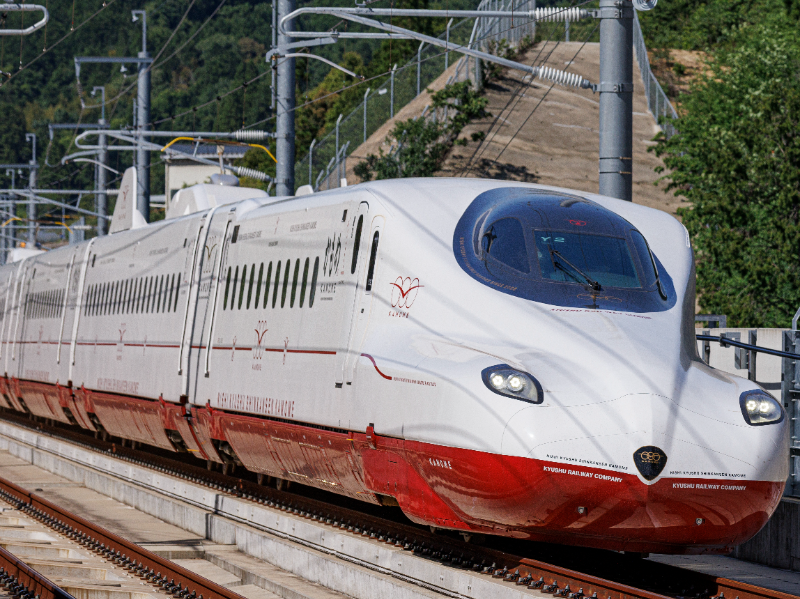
xmin=652 ymin=24 xmax=800 ymax=327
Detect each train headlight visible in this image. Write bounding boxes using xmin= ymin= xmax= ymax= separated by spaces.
xmin=481 ymin=364 xmax=543 ymax=404
xmin=739 ymin=390 xmax=784 ymax=426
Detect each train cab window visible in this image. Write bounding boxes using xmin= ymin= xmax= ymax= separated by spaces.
xmin=272 ymin=261 xmax=281 ymax=308
xmin=263 ymin=262 xmax=272 ymax=308
xmin=238 ymin=265 xmax=247 ymax=310
xmin=246 ymin=263 xmax=255 ymax=309
xmin=299 ymin=258 xmax=309 ymax=308
xmin=366 ymin=232 xmax=380 ymax=292
xmin=534 ymin=231 xmax=639 ymax=288
xmin=309 ymin=257 xmax=319 ymax=308
xmin=254 ymin=263 xmax=263 ymax=308
xmin=290 ymin=260 xmax=300 ymax=307
xmin=453 ymin=188 xmax=676 ymax=313
xmin=281 ymin=259 xmax=291 ymax=308
xmin=351 ymin=215 xmax=363 ymax=274
xmin=482 ymin=218 xmax=529 ymax=273
xmin=223 ymin=267 xmax=232 ymax=309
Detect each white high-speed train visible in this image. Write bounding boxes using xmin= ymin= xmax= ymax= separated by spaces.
xmin=0 ymin=177 xmax=787 ymax=554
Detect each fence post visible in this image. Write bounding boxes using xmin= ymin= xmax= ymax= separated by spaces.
xmin=362 ymin=87 xmax=371 ymax=144
xmin=565 ymin=19 xmax=569 ymax=42
xmin=445 ymin=18 xmax=453 ymax=69
xmin=308 ymin=138 xmax=316 ymax=185
xmin=417 ymin=42 xmax=425 ymax=96
xmin=390 ymin=64 xmax=397 ymax=118
xmin=335 ymin=113 xmax=343 ymax=179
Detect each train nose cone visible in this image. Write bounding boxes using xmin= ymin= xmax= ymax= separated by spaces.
xmin=632 ymin=446 xmax=667 ymax=481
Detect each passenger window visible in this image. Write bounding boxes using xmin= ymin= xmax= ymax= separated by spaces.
xmin=157 ymin=275 xmax=165 ymax=313
xmin=246 ymin=263 xmax=255 ymax=309
xmin=223 ymin=267 xmax=232 ymax=310
xmin=238 ymin=264 xmax=247 ymax=309
xmin=173 ymin=274 xmax=181 ymax=311
xmin=230 ymin=266 xmax=239 ymax=310
xmin=366 ymin=231 xmax=379 ymax=292
xmin=309 ymin=257 xmax=319 ymax=308
xmin=254 ymin=263 xmax=263 ymax=308
xmin=299 ymin=258 xmax=309 ymax=308
xmin=281 ymin=259 xmax=291 ymax=308
xmin=272 ymin=261 xmax=281 ymax=308
xmin=351 ymin=215 xmax=364 ymax=274
xmin=290 ymin=260 xmax=299 ymax=307
xmin=167 ymin=274 xmax=174 ymax=312
xmin=146 ymin=277 xmax=153 ymax=313
xmin=481 ymin=218 xmax=530 ymax=273
xmin=263 ymin=262 xmax=272 ymax=308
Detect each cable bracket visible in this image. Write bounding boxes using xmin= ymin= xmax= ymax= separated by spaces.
xmin=592 ymin=82 xmax=633 ymax=93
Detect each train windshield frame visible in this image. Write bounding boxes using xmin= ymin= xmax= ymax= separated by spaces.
xmin=453 ymin=188 xmax=676 ymax=313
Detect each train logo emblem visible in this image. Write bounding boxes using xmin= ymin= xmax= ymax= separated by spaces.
xmin=253 ymin=321 xmax=268 ymax=360
xmin=324 ymin=234 xmax=342 ymax=277
xmin=390 ymin=277 xmax=423 ymax=309
xmin=633 ymin=446 xmax=667 ymax=481
xmin=568 ymin=219 xmax=587 ymax=226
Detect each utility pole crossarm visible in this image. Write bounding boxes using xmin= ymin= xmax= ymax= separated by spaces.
xmin=0 ymin=4 xmax=49 ymax=36
xmin=73 ymin=56 xmax=153 ymax=80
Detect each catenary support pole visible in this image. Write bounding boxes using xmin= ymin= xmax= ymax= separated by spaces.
xmin=135 ymin=11 xmax=151 ymax=221
xmin=26 ymin=134 xmax=36 ymax=244
xmin=97 ymin=121 xmax=108 ymax=235
xmin=276 ymin=0 xmax=297 ymax=196
xmin=598 ymin=0 xmax=633 ymax=202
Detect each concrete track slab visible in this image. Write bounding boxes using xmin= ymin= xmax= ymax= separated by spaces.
xmin=648 ymin=554 xmax=800 ymax=596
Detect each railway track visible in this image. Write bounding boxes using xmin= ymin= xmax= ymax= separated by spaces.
xmin=0 ymin=410 xmax=795 ymax=599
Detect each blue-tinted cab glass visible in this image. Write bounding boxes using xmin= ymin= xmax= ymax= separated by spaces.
xmin=534 ymin=231 xmax=640 ymax=288
xmin=482 ymin=218 xmax=529 ymax=273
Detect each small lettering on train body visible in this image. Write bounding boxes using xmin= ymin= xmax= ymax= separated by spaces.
xmin=429 ymin=458 xmax=452 ymax=469
xmin=320 ymin=283 xmax=336 ymax=294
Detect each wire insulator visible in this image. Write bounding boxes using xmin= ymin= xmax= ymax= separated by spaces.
xmin=531 ymin=7 xmax=589 ymax=22
xmin=233 ymin=130 xmax=268 ymax=141
xmin=233 ymin=166 xmax=272 ymax=181
xmin=536 ymin=66 xmax=589 ymax=89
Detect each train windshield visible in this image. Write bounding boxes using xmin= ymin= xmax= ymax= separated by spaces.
xmin=453 ymin=187 xmax=676 ymax=313
xmin=533 ymin=231 xmax=640 ymax=288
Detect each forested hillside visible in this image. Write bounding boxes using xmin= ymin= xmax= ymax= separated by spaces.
xmin=0 ymin=0 xmax=472 ymax=195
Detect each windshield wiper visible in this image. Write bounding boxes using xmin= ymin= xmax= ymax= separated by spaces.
xmin=549 ymin=249 xmax=602 ymax=291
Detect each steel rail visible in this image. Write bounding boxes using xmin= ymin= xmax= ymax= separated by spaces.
xmin=695 ymin=335 xmax=800 ymax=361
xmin=0 ymin=474 xmax=247 ymax=599
xmin=0 ymin=544 xmax=76 ymax=599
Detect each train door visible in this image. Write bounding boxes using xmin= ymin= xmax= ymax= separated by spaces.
xmin=334 ymin=201 xmax=369 ymax=386
xmin=343 ymin=215 xmax=384 ymax=384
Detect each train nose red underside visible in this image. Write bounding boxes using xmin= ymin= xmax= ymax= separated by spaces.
xmin=403 ymin=446 xmax=785 ymax=554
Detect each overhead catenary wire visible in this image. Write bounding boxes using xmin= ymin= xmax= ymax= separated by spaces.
xmin=459 ymin=0 xmax=599 ymax=175
xmin=0 ymin=0 xmax=118 ymax=87
xmin=486 ymin=21 xmax=599 ymax=168
xmin=458 ymin=11 xmax=579 ymax=176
